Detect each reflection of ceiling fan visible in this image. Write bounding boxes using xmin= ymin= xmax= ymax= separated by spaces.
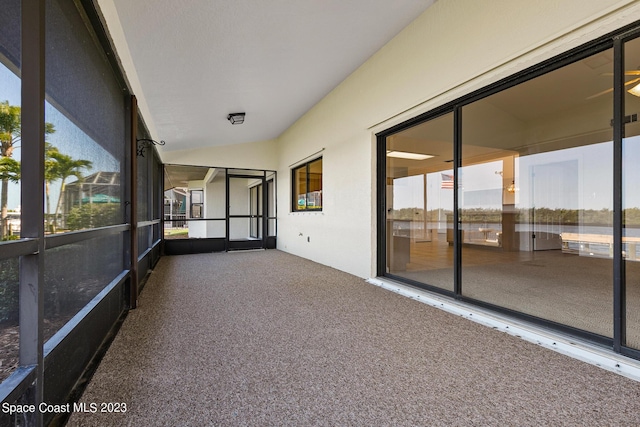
xmin=587 ymin=70 xmax=640 ymax=99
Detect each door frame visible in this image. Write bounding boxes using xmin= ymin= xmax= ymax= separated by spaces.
xmin=226 ymin=173 xmax=268 ymax=250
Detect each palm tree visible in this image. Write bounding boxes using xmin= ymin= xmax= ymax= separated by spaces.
xmin=0 ymin=101 xmax=21 ymax=237
xmin=0 ymin=100 xmax=55 ymax=236
xmin=0 ymin=157 xmax=20 ymax=183
xmin=0 ymin=101 xmax=20 ymax=158
xmin=45 ymin=143 xmax=60 ymax=231
xmin=50 ymin=151 xmax=92 ymax=230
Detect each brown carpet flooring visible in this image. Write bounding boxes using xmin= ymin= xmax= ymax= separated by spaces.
xmin=397 ymin=243 xmax=640 ymax=345
xmin=67 ymin=250 xmax=640 ymax=426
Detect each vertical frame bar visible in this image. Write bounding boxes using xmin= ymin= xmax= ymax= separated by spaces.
xmin=613 ymin=36 xmax=625 ymax=352
xmin=20 ymin=0 xmax=45 ymax=423
xmin=129 ymin=96 xmax=139 ymax=309
xmin=453 ymin=106 xmax=462 ymax=297
xmin=274 ymin=171 xmax=278 ymax=239
xmin=159 ymin=156 xmax=162 ymax=244
xmin=160 ymin=160 xmax=167 ymax=258
xmin=160 ymin=159 xmax=165 ymax=255
xmin=262 ymin=172 xmax=268 ymax=248
xmin=376 ymin=134 xmax=387 ymax=277
xmin=146 ymin=144 xmax=153 ymax=251
xmin=225 ymin=168 xmax=230 ymax=251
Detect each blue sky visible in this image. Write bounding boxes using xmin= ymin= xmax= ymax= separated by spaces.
xmin=1 ymin=62 xmax=119 ymax=212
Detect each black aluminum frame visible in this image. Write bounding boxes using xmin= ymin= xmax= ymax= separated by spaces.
xmin=248 ymin=183 xmax=262 ymax=239
xmin=227 ymin=173 xmax=268 ymax=251
xmin=162 ymin=164 xmax=277 ymax=254
xmin=291 ymin=157 xmax=323 ymax=212
xmin=136 ymin=121 xmax=162 ymax=292
xmin=266 ymin=173 xmax=278 ymax=248
xmin=18 ymin=1 xmax=46 ymax=424
xmin=376 ymin=20 xmax=640 ymax=360
xmin=0 ymin=1 xmax=166 ymax=425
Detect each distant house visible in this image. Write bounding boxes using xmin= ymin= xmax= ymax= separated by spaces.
xmin=164 ymin=188 xmax=188 ymax=228
xmin=63 ymin=171 xmax=121 ymax=226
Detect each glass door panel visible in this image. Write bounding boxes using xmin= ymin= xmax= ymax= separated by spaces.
xmin=460 ymin=48 xmax=614 ymax=337
xmin=385 ymin=112 xmax=454 ymax=292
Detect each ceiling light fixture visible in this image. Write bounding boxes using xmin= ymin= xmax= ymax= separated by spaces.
xmin=227 ymin=112 xmax=246 ymax=125
xmin=628 ymin=82 xmax=640 ymax=97
xmin=386 ymin=151 xmax=434 ymax=160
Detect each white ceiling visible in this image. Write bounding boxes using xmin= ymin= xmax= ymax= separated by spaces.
xmin=103 ymin=0 xmax=436 ymax=152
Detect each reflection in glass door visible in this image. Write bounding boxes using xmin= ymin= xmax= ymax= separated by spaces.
xmin=379 ymin=26 xmax=640 ymax=358
xmin=460 ymin=47 xmax=614 ymax=338
xmin=530 ymin=161 xmax=578 ymax=251
xmin=385 ymin=112 xmax=454 ymax=292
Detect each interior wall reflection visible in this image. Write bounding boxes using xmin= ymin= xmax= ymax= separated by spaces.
xmin=623 ymin=36 xmax=640 ymax=350
xmin=460 ymin=48 xmax=615 ymax=337
xmin=385 ymin=113 xmax=455 ymax=292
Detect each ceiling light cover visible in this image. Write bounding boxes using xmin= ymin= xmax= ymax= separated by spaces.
xmin=628 ymin=82 xmax=640 ymax=97
xmin=227 ymin=112 xmax=246 ymax=125
xmin=386 ymin=150 xmax=434 ymax=160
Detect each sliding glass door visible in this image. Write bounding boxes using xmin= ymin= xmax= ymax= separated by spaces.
xmin=459 ymin=48 xmax=614 ymax=337
xmin=385 ymin=113 xmax=455 ymax=292
xmin=379 ymin=27 xmax=640 ymax=358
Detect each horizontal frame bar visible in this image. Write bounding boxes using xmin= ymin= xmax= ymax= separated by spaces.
xmin=44 ymin=270 xmax=129 ymax=358
xmin=45 ymin=224 xmax=130 ymax=249
xmin=164 ymin=163 xmax=276 ymax=173
xmin=0 ymin=366 xmax=37 ymax=403
xmin=164 ymin=218 xmax=226 ymax=222
xmin=137 ymin=247 xmax=152 ymax=263
xmin=228 ymin=174 xmax=266 ymax=180
xmin=138 ymin=219 xmax=160 ymax=228
xmin=0 ymin=238 xmax=38 ymax=261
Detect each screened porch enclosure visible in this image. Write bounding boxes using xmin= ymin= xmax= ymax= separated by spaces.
xmin=163 ymin=165 xmax=277 ymax=254
xmin=4 ymin=0 xmax=640 ymax=425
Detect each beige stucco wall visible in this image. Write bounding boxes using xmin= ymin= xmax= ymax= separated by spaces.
xmin=276 ymin=0 xmax=640 ymax=278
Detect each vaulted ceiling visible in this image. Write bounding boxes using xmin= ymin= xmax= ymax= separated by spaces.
xmin=100 ymin=0 xmax=436 ymax=152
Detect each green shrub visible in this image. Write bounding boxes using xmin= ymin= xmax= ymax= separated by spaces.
xmin=66 ymin=203 xmax=120 ymax=230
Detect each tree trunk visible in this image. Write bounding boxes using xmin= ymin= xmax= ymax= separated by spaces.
xmin=54 ymin=180 xmax=66 ymax=229
xmin=1 ymin=178 xmax=7 ymax=238
xmin=46 ymin=181 xmax=52 ymax=233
